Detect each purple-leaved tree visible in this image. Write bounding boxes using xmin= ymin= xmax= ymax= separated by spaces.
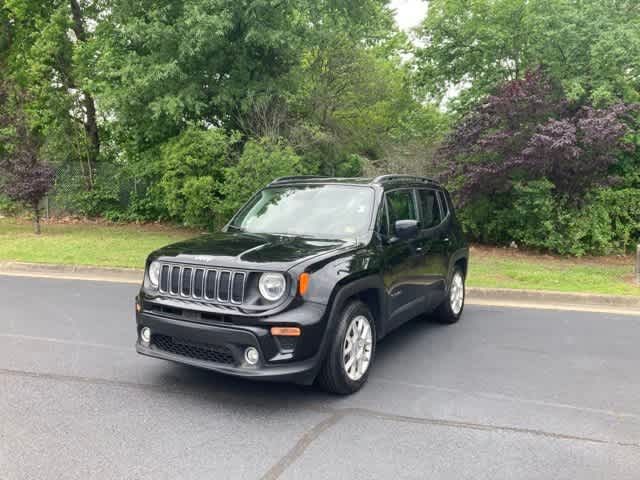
xmin=0 ymin=83 xmax=55 ymax=234
xmin=437 ymin=70 xmax=638 ymax=203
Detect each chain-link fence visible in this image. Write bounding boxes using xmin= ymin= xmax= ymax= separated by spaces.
xmin=43 ymin=162 xmax=142 ymax=218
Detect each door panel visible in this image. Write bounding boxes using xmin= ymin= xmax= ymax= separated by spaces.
xmin=416 ymin=189 xmax=449 ymax=310
xmin=381 ymin=189 xmax=425 ymax=329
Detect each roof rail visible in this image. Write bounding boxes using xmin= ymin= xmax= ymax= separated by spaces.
xmin=372 ymin=174 xmax=436 ymax=184
xmin=269 ymin=175 xmax=329 ymax=185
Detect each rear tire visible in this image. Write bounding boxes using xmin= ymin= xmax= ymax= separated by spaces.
xmin=317 ymin=300 xmax=376 ymax=395
xmin=434 ymin=266 xmax=465 ymax=324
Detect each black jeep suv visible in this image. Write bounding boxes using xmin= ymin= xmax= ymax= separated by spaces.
xmin=136 ymin=175 xmax=468 ymax=394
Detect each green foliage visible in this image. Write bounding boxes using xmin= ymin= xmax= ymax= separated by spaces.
xmin=460 ymin=180 xmax=640 ymax=256
xmin=417 ymin=0 xmax=640 ymax=111
xmin=597 ymin=188 xmax=640 ymax=252
xmin=336 ymin=154 xmax=365 ymax=177
xmin=290 ymin=33 xmax=414 ymax=169
xmin=70 ymin=180 xmax=121 ymax=219
xmin=0 ymin=193 xmax=23 ymax=216
xmin=159 ymin=128 xmax=239 ymax=228
xmin=1 ymin=0 xmax=638 ymax=257
xmin=2 ymin=0 xmax=100 ymax=185
xmin=218 ymin=139 xmax=305 ymax=221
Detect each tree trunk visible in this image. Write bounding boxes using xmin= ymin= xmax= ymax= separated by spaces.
xmin=33 ymin=204 xmax=41 ymax=235
xmin=70 ymin=0 xmax=99 ymax=190
xmin=82 ymin=90 xmax=99 ymax=189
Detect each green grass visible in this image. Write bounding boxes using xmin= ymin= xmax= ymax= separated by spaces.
xmin=0 ymin=218 xmax=193 ymax=269
xmin=0 ymin=218 xmax=638 ymax=296
xmin=469 ymin=248 xmax=639 ymax=296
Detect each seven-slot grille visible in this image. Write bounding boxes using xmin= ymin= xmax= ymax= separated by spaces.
xmin=158 ymin=264 xmax=246 ymax=304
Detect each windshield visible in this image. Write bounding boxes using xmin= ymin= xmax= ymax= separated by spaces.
xmin=229 ymin=185 xmax=374 ymax=238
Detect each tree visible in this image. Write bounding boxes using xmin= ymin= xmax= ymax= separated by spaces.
xmin=89 ymin=0 xmax=317 ymax=154
xmin=89 ymin=0 xmax=408 ymax=167
xmin=1 ymin=1 xmax=102 ymax=189
xmin=437 ymin=70 xmax=638 ymax=203
xmin=68 ymin=0 xmax=100 ymax=187
xmin=285 ymin=3 xmax=412 ymax=174
xmin=416 ymin=0 xmax=640 ymax=111
xmin=0 ymin=83 xmax=55 ymax=234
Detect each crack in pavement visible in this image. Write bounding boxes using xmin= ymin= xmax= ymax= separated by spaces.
xmin=3 ymin=367 xmax=639 ymax=450
xmin=373 ymin=377 xmax=640 ymax=420
xmin=346 ymin=408 xmax=640 ymax=448
xmin=256 ymin=407 xmax=640 ymax=480
xmin=4 ymin=366 xmax=640 ymax=480
xmin=259 ymin=411 xmax=348 ymax=480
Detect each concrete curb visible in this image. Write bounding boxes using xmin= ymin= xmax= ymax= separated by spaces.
xmin=0 ymin=261 xmax=638 ymax=311
xmin=0 ymin=261 xmax=143 ymax=283
xmin=467 ymin=286 xmax=640 ymax=309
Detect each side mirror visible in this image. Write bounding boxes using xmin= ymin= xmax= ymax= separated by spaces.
xmin=394 ymin=219 xmax=418 ymax=240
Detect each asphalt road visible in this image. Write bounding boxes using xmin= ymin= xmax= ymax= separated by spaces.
xmin=1 ymin=275 xmax=640 ymax=480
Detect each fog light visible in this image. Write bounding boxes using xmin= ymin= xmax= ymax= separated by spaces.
xmin=244 ymin=346 xmax=259 ymax=365
xmin=140 ymin=327 xmax=151 ymax=344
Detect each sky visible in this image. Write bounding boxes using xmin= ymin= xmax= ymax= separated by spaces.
xmin=390 ymin=0 xmax=428 ymax=32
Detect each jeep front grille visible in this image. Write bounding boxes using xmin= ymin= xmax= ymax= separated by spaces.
xmin=158 ymin=264 xmax=246 ymax=305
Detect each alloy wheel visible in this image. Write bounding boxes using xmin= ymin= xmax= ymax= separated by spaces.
xmin=450 ymin=271 xmax=464 ymax=315
xmin=342 ymin=315 xmax=373 ymax=381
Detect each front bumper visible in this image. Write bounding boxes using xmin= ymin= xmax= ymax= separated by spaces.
xmin=135 ymin=301 xmax=328 ymax=384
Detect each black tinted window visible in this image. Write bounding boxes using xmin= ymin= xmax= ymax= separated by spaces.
xmin=418 ymin=189 xmax=442 ymax=228
xmin=377 ymin=201 xmax=389 ymax=236
xmin=438 ymin=190 xmax=449 ymax=217
xmin=386 ymin=190 xmax=417 ymax=234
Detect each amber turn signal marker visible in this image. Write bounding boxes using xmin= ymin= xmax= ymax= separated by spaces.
xmin=298 ymin=272 xmax=310 ymax=296
xmin=271 ymin=327 xmax=301 ymax=337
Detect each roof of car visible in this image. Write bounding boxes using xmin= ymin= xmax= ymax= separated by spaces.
xmin=269 ymin=175 xmax=442 ymax=189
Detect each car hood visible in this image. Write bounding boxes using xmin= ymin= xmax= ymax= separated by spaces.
xmin=151 ymin=231 xmax=356 ymax=271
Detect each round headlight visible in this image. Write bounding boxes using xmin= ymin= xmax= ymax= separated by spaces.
xmin=258 ymin=272 xmax=286 ymax=302
xmin=148 ymin=261 xmax=161 ymax=287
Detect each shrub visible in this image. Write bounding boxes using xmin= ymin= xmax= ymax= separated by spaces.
xmin=0 ymin=194 xmax=22 ymax=216
xmin=597 ymin=188 xmax=640 ymax=252
xmin=459 ymin=181 xmax=640 ymax=256
xmin=159 ymin=127 xmax=239 ymax=228
xmin=70 ymin=180 xmax=121 ymax=218
xmin=218 ymin=139 xmax=305 ymax=221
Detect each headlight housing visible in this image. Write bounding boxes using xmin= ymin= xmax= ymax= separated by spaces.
xmin=258 ymin=272 xmax=286 ymax=302
xmin=148 ymin=261 xmax=161 ymax=287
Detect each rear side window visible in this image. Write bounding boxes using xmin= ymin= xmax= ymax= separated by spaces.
xmin=386 ymin=190 xmax=417 ymax=234
xmin=438 ymin=190 xmax=449 ymax=217
xmin=418 ymin=189 xmax=442 ymax=229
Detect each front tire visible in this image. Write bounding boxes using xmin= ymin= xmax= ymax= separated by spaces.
xmin=434 ymin=266 xmax=465 ymax=324
xmin=317 ymin=301 xmax=376 ymax=395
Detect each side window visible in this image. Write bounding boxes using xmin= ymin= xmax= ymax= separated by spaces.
xmin=438 ymin=190 xmax=449 ymax=218
xmin=376 ymin=201 xmax=389 ymax=236
xmin=418 ymin=189 xmax=442 ymax=229
xmin=386 ymin=190 xmax=418 ymax=234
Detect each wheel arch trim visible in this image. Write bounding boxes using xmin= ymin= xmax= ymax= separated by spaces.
xmin=312 ymin=275 xmax=388 ymax=376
